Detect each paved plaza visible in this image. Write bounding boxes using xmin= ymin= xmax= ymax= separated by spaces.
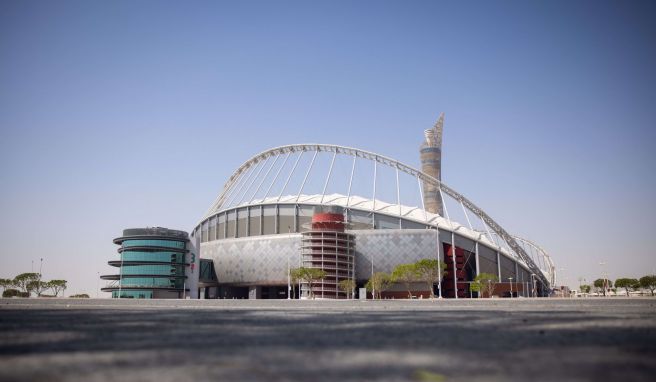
xmin=1 ymin=298 xmax=655 ymax=381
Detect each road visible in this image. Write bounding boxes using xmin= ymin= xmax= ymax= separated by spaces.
xmin=1 ymin=298 xmax=655 ymax=381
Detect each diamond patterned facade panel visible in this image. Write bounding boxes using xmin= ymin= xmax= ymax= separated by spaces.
xmin=201 ymin=229 xmax=528 ymax=286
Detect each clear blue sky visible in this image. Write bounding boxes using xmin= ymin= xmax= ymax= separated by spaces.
xmin=1 ymin=0 xmax=654 ymax=295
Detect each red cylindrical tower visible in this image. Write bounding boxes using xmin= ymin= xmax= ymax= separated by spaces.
xmin=300 ymin=206 xmax=355 ymax=299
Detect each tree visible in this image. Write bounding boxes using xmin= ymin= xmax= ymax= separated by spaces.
xmin=593 ymin=278 xmax=612 ymax=296
xmin=474 ymin=273 xmax=498 ymax=298
xmin=391 ymin=263 xmax=420 ymax=298
xmin=27 ymin=280 xmax=47 ymax=297
xmin=338 ymin=279 xmax=356 ymax=299
xmin=579 ymin=285 xmax=591 ymax=294
xmin=615 ymin=278 xmax=639 ymax=297
xmin=0 ymin=278 xmax=14 ymax=293
xmin=13 ymin=273 xmax=40 ymax=296
xmin=48 ymin=280 xmax=67 ymax=297
xmin=639 ymin=275 xmax=656 ymax=296
xmin=469 ymin=280 xmax=482 ymax=298
xmin=365 ymin=272 xmax=391 ymax=299
xmin=296 ymin=267 xmax=327 ymax=299
xmin=414 ymin=259 xmax=448 ymax=299
xmin=289 ymin=268 xmax=302 ymax=299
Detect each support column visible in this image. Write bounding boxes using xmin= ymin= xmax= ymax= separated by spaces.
xmin=475 ymin=242 xmax=480 ymax=276
xmin=474 ymin=241 xmax=480 ymax=299
xmin=496 ymin=252 xmax=502 ymax=298
xmin=437 ymin=225 xmax=442 ymax=298
xmin=451 ymin=232 xmax=458 ymax=299
xmin=514 ymin=261 xmax=519 ymax=297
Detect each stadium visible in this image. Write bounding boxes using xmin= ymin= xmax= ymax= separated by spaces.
xmin=189 ymin=116 xmax=556 ymax=299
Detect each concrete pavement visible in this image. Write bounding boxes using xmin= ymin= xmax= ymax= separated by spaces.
xmin=1 ymin=298 xmax=654 ymax=381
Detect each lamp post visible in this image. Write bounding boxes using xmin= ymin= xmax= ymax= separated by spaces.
xmin=371 ymin=253 xmax=375 ymax=300
xmin=436 ymin=227 xmax=442 ymax=299
xmin=287 ymin=226 xmax=291 ymax=300
xmin=38 ymin=258 xmax=43 ymax=297
xmin=508 ymin=277 xmax=513 ymax=298
xmin=599 ymin=261 xmax=608 ymax=297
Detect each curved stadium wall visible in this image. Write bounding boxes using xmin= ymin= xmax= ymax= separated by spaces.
xmin=193 ymin=143 xmax=555 ymax=299
xmin=195 ymin=196 xmax=547 ymax=299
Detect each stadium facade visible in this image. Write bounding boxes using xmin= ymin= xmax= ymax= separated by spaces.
xmin=104 ymin=114 xmax=555 ymax=299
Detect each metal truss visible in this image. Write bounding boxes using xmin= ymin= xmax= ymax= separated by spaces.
xmin=201 ymin=143 xmax=552 ymax=290
xmin=512 ymin=236 xmax=556 ymax=287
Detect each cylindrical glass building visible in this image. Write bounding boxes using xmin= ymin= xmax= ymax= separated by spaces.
xmin=101 ymin=227 xmax=190 ymax=299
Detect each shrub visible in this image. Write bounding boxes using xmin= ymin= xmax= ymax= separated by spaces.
xmin=3 ymin=289 xmax=20 ymax=298
xmin=2 ymin=289 xmax=29 ymax=298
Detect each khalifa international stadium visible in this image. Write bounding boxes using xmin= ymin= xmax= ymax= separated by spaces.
xmin=103 ymin=114 xmax=555 ymax=299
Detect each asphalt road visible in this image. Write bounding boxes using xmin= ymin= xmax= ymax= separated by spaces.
xmin=1 ymin=298 xmax=655 ymax=382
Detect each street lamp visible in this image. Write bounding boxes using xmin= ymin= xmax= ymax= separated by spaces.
xmin=287 ymin=226 xmax=292 ymax=300
xmin=508 ymin=277 xmax=513 ymax=298
xmin=599 ymin=262 xmax=607 ymax=297
xmin=435 ymin=227 xmax=442 ymax=299
xmin=38 ymin=258 xmax=43 ymax=297
xmin=371 ymin=253 xmax=375 ymax=300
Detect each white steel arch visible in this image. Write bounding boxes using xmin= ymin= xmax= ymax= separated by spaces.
xmin=201 ymin=143 xmax=552 ymax=290
xmin=512 ymin=236 xmax=556 ymax=287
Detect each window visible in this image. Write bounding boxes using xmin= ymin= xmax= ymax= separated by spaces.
xmin=262 ymin=205 xmax=276 ymax=235
xmin=121 ymin=251 xmax=183 ymax=263
xmin=478 ymin=246 xmax=498 ymax=276
xmin=401 ymin=219 xmax=427 ymax=229
xmin=374 ymin=213 xmax=399 ymax=229
xmin=209 ymin=217 xmax=216 ymax=242
xmin=279 ymin=205 xmax=295 ymax=233
xmin=500 ymin=255 xmax=516 ymax=280
xmin=348 ymin=209 xmax=372 ymax=230
xmin=217 ymin=213 xmax=226 ymax=239
xmin=249 ymin=206 xmax=261 ymax=236
xmin=122 ymin=240 xmax=186 ymax=249
xmin=201 ymin=220 xmax=209 ymax=242
xmin=226 ymin=210 xmax=236 ymax=238
xmin=237 ymin=208 xmax=248 ymax=238
xmin=298 ymin=205 xmax=314 ymax=232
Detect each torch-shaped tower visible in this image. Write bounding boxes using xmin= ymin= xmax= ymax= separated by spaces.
xmin=420 ymin=113 xmax=444 ymax=215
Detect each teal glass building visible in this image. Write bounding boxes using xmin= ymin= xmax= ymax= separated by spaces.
xmin=101 ymin=227 xmax=190 ymax=299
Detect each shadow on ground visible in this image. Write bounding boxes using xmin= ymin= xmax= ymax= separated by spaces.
xmin=0 ymin=300 xmax=655 ymax=382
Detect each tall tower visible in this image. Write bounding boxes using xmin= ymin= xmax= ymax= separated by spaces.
xmin=420 ymin=113 xmax=444 ymax=215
